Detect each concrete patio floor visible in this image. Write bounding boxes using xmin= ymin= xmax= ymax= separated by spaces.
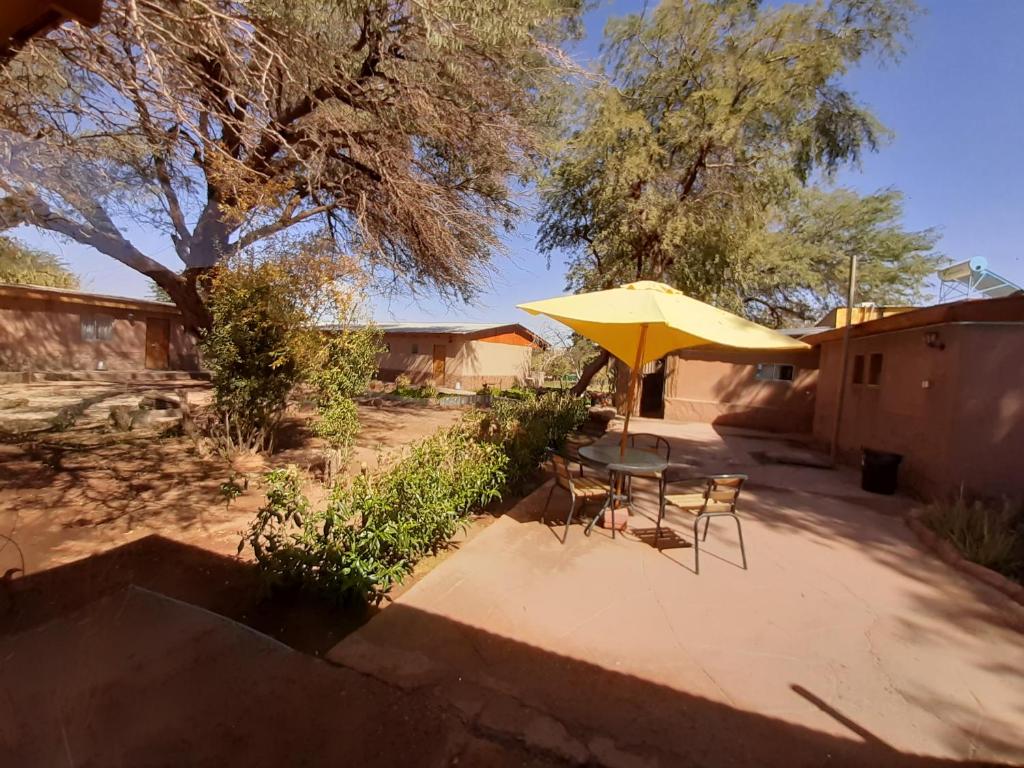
xmin=330 ymin=419 xmax=1024 ymax=766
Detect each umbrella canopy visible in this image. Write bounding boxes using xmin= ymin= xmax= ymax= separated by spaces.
xmin=517 ymin=281 xmax=808 ymax=366
xmin=519 ymin=281 xmax=809 ymax=464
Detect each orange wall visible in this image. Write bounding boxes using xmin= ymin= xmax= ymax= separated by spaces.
xmin=661 ymin=348 xmax=819 ymax=432
xmin=0 ymin=296 xmax=198 ymax=371
xmin=813 ymin=323 xmax=1024 ymax=498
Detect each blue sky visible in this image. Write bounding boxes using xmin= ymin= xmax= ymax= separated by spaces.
xmin=13 ymin=0 xmax=1024 ymax=340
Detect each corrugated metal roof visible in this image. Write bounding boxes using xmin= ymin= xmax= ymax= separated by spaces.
xmin=373 ymin=322 xmax=511 ymax=334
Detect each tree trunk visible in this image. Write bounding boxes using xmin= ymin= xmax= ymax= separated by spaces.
xmin=570 ymin=349 xmax=610 ymax=396
xmin=160 ymin=268 xmax=212 ymax=335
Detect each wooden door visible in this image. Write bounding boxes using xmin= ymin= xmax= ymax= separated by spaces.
xmin=145 ymin=317 xmax=170 ymax=370
xmin=432 ymin=344 xmax=446 ymax=385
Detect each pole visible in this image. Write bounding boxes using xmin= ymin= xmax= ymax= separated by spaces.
xmin=620 ymin=324 xmax=648 ymax=456
xmin=829 ymin=253 xmax=858 ymax=466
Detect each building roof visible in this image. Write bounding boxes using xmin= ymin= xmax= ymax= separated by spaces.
xmin=0 ymin=282 xmax=181 ymax=314
xmin=322 ymin=321 xmax=549 ymax=348
xmin=802 ymin=294 xmax=1024 ymax=346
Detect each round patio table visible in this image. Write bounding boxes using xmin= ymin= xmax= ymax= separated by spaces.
xmin=578 ymin=445 xmax=669 ymax=537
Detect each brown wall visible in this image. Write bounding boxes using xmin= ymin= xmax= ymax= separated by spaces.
xmin=661 ymin=348 xmax=819 ymax=432
xmin=812 ymin=323 xmax=1024 ymax=499
xmin=377 ymin=332 xmax=532 ymax=390
xmin=0 ymin=294 xmax=199 ymax=372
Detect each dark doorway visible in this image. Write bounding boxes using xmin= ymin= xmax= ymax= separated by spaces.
xmin=639 ymin=358 xmax=665 ymax=418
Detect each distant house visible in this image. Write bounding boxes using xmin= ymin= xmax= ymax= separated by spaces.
xmin=366 ymin=322 xmax=547 ymax=390
xmin=0 ymin=283 xmax=200 ymax=375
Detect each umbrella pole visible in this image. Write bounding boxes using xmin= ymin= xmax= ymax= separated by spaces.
xmin=609 ymin=325 xmax=648 ymax=529
xmin=620 ymin=324 xmax=648 ymax=456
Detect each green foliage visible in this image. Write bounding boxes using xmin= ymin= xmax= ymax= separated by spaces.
xmin=313 ymin=398 xmax=360 ymax=451
xmin=200 ymin=257 xmax=312 ymax=453
xmin=393 ymin=375 xmax=439 ymax=399
xmin=241 ymin=426 xmax=508 ymax=603
xmin=538 ymin=0 xmax=920 ymax=304
xmin=480 ymin=385 xmax=537 ymax=401
xmin=0 ymin=236 xmax=78 ymax=288
xmin=147 ymin=280 xmax=173 ymax=303
xmin=924 ymin=495 xmax=1023 ymax=581
xmin=241 ymin=392 xmax=588 ymax=603
xmin=310 ymin=327 xmax=384 ymax=460
xmin=739 ymin=187 xmax=942 ymax=326
xmin=476 ymin=392 xmax=588 ymax=491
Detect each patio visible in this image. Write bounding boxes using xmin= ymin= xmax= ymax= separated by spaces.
xmin=330 ymin=418 xmax=1024 ymax=766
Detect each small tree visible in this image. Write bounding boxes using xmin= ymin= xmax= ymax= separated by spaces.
xmin=201 ymin=256 xmax=310 ymax=453
xmin=309 ymin=326 xmax=385 ymax=481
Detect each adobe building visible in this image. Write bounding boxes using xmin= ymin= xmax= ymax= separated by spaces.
xmin=370 ymin=322 xmax=547 ymax=390
xmin=807 ymin=295 xmax=1024 ymax=498
xmin=615 ymin=295 xmax=1024 ymax=499
xmin=0 ymin=283 xmax=200 ymax=376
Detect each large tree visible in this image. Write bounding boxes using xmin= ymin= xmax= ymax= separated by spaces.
xmin=538 ymin=0 xmax=919 ymax=390
xmin=0 ymin=236 xmax=79 ymax=288
xmin=0 ymin=0 xmax=580 ymax=332
xmin=738 ymin=187 xmax=941 ymax=327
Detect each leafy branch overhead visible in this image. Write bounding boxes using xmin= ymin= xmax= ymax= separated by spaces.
xmin=538 ymin=0 xmax=928 ymax=313
xmin=0 ymin=0 xmax=583 ymax=330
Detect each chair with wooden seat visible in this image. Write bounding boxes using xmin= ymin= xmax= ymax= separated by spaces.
xmin=542 ymin=452 xmax=609 ymax=544
xmin=663 ymin=474 xmax=748 ymax=574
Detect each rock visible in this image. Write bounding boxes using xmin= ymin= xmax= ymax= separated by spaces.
xmin=109 ymin=405 xmax=134 ymax=431
xmin=139 ymin=393 xmax=181 ymax=410
xmin=0 ymin=397 xmax=28 ymax=410
xmin=130 ymin=408 xmax=183 ymax=427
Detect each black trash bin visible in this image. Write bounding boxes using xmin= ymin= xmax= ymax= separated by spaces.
xmin=861 ymin=448 xmax=902 ymax=494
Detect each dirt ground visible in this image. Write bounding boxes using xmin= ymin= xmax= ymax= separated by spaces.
xmin=0 ymin=390 xmax=462 ymax=649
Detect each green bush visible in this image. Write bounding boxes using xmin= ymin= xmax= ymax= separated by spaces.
xmin=309 ymin=327 xmax=384 ymax=478
xmin=241 ymin=392 xmax=587 ymax=603
xmin=923 ymin=494 xmax=1023 ymax=581
xmin=201 ymin=258 xmax=309 ymax=452
xmin=242 ymin=425 xmax=507 ymax=604
xmin=481 ymin=385 xmax=537 ymax=401
xmin=477 ymin=392 xmax=588 ymax=492
xmin=393 ymin=374 xmax=438 ymax=399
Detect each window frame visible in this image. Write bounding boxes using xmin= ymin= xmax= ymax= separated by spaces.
xmin=852 ymin=354 xmax=865 ymax=385
xmin=80 ymin=314 xmax=113 ymax=342
xmin=867 ymin=353 xmax=883 ymax=387
xmin=754 ymin=363 xmax=796 ymax=383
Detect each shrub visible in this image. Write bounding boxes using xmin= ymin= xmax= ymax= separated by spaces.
xmin=477 ymin=392 xmax=588 ymax=492
xmin=241 ymin=424 xmax=507 ymax=604
xmin=480 ymin=385 xmax=537 ymax=401
xmin=201 ymin=257 xmax=310 ymax=453
xmin=923 ymin=494 xmax=1023 ymax=581
xmin=309 ymin=327 xmax=385 ymax=479
xmin=393 ymin=374 xmax=439 ymax=399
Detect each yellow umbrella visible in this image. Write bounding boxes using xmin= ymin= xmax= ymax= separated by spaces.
xmin=518 ymin=280 xmax=808 ymax=454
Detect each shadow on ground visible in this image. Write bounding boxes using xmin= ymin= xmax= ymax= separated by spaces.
xmin=0 ymin=534 xmax=369 ymax=656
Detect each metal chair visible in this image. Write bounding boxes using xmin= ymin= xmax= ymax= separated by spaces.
xmin=663 ymin=474 xmax=748 ymax=574
xmin=628 ymin=433 xmax=671 ymax=462
xmin=624 ymin=433 xmax=671 ymax=502
xmin=542 ymin=452 xmax=609 ymax=544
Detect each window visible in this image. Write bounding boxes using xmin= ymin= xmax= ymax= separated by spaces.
xmin=411 ymin=342 xmax=419 ymax=354
xmin=852 ymin=354 xmax=865 ymax=385
xmin=754 ymin=363 xmax=795 ymax=382
xmin=81 ymin=314 xmax=113 ymax=342
xmin=868 ymin=353 xmax=883 ymax=386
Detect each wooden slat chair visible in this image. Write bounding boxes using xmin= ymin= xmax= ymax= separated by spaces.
xmin=664 ymin=474 xmax=748 ymax=574
xmin=542 ymin=452 xmax=609 ymax=544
